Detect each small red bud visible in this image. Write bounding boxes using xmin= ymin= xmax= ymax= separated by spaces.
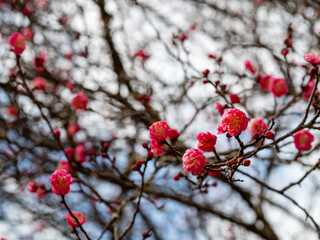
xmin=230 ymin=94 xmax=240 ymax=104
xmin=9 ymin=72 xmax=16 ymax=79
xmin=230 ymin=159 xmax=236 ymax=165
xmin=65 ymin=148 xmax=74 ymax=158
xmin=173 ymin=174 xmax=180 ymax=181
xmin=281 ymin=48 xmax=289 ymax=56
xmin=242 ymin=159 xmax=251 ymax=166
xmin=284 ymin=38 xmax=292 ymax=48
xmin=255 ymin=74 xmax=262 ymax=83
xmin=231 ymin=164 xmax=237 ymax=170
xmin=220 ymin=84 xmax=227 ymax=91
xmin=203 ymin=80 xmax=209 ymax=84
xmin=53 ymin=129 xmax=60 ymax=138
xmin=142 ymin=232 xmax=152 ymax=238
xmin=136 ymin=160 xmax=144 ymax=166
xmin=308 ymin=66 xmax=318 ymax=76
xmin=216 ymin=56 xmax=222 ymax=62
xmin=265 ymin=131 xmax=274 ymax=139
xmin=208 ymin=53 xmax=214 ymax=58
xmin=102 ymin=143 xmax=110 ymax=152
xmin=203 ymin=69 xmax=210 ymax=77
xmin=180 ymin=33 xmax=188 ymax=42
xmin=142 ymin=142 xmax=148 ymax=148
xmin=147 ymin=151 xmax=154 ymax=160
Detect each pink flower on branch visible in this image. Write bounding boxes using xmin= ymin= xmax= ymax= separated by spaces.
xmin=244 ymin=60 xmax=256 ymax=74
xmin=230 ymin=94 xmax=240 ymax=104
xmin=260 ymin=75 xmax=272 ymax=91
xmin=196 ymin=132 xmax=216 ymax=152
xmin=182 ymin=148 xmax=206 ymax=175
xmin=34 ymin=52 xmax=46 ymax=72
xmin=65 ymin=212 xmax=86 ymax=228
xmin=248 ymin=117 xmax=268 ymax=137
xmin=150 ymin=139 xmax=164 ymax=155
xmin=149 ymin=121 xmax=170 ymax=141
xmin=57 ymin=161 xmax=71 ymax=173
xmin=208 ymin=166 xmax=221 ymax=178
xmin=21 ymin=28 xmax=34 ymax=41
xmin=67 ymin=123 xmax=81 ymax=136
xmin=168 ymin=128 xmax=180 ymax=140
xmin=302 ymin=79 xmax=316 ymax=100
xmin=32 ymin=77 xmax=47 ymax=91
xmin=269 ymin=78 xmax=288 ymax=97
xmin=134 ymin=49 xmax=149 ymax=63
xmin=6 ymin=105 xmax=18 ymax=117
xmin=74 ymin=143 xmax=86 ymax=163
xmin=217 ymin=109 xmax=248 ymax=137
xmin=215 ymin=102 xmax=224 ymax=116
xmin=293 ymin=129 xmax=314 ymax=151
xmin=9 ymin=33 xmax=26 ymax=55
xmin=49 ymin=169 xmax=73 ymax=196
xmin=71 ymin=92 xmax=88 ymax=110
xmin=304 ymin=51 xmax=320 ymax=65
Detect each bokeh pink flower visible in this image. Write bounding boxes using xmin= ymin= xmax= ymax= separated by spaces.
xmin=293 ymin=129 xmax=314 ymax=151
xmin=248 ymin=117 xmax=268 ymax=137
xmin=9 ymin=33 xmax=26 ymax=55
xmin=269 ymin=78 xmax=288 ymax=97
xmin=71 ymin=93 xmax=88 ymax=110
xmin=65 ymin=212 xmax=86 ymax=227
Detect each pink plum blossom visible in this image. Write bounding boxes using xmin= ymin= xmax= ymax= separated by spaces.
xmin=217 ymin=109 xmax=248 ymax=136
xmin=65 ymin=212 xmax=86 ymax=227
xmin=67 ymin=123 xmax=81 ymax=136
xmin=215 ymin=102 xmax=224 ymax=116
xmin=182 ymin=148 xmax=206 ymax=175
xmin=149 ymin=121 xmax=170 ymax=141
xmin=71 ymin=92 xmax=88 ymax=110
xmin=304 ymin=51 xmax=320 ymax=65
xmin=49 ymin=169 xmax=73 ymax=196
xmin=244 ymin=60 xmax=256 ymax=74
xmin=302 ymin=79 xmax=316 ymax=100
xmin=293 ymin=129 xmax=314 ymax=151
xmin=248 ymin=117 xmax=268 ymax=137
xmin=57 ymin=161 xmax=71 ymax=173
xmin=260 ymin=75 xmax=272 ymax=91
xmin=269 ymin=78 xmax=288 ymax=97
xmin=196 ymin=132 xmax=217 ymax=152
xmin=32 ymin=77 xmax=47 ymax=91
xmin=150 ymin=139 xmax=164 ymax=155
xmin=9 ymin=33 xmax=26 ymax=55
xmin=230 ymin=94 xmax=240 ymax=104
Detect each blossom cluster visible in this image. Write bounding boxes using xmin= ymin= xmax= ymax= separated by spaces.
xmin=149 ymin=121 xmax=180 ymax=155
xmin=259 ymin=75 xmax=288 ymax=97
